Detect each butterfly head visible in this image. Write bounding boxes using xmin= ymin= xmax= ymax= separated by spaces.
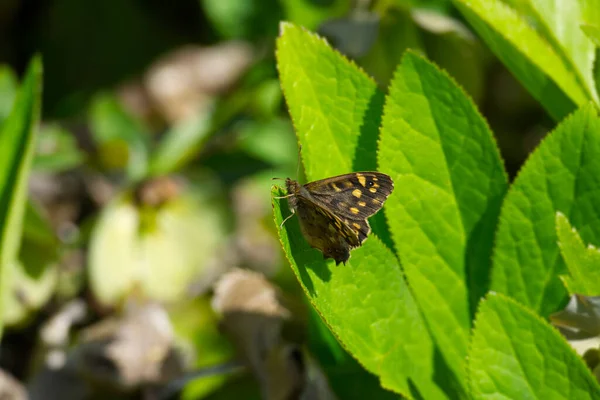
xmin=284 ymin=177 xmax=298 ymax=191
xmin=284 ymin=178 xmax=301 ymax=206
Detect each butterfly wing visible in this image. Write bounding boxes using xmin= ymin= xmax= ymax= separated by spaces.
xmin=303 ymin=172 xmax=394 ymax=242
xmin=294 ymin=195 xmax=361 ymax=248
xmin=304 ymin=172 xmax=394 ymax=218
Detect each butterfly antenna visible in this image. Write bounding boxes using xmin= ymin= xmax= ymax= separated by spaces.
xmin=279 ymin=210 xmax=296 ymax=230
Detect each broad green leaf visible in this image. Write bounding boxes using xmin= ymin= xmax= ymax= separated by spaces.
xmin=306 ymin=305 xmax=398 ymax=400
xmin=272 ymin=189 xmax=450 ymax=399
xmin=276 ymin=22 xmax=393 ymax=248
xmin=276 ymin=23 xmax=470 ymax=398
xmin=276 ymin=21 xmax=393 ymax=244
xmin=379 ymin=51 xmax=507 ymax=389
xmin=517 ymin=0 xmax=599 ymax=104
xmin=276 ymin=22 xmax=384 ymax=178
xmin=491 ymin=105 xmax=600 ymax=316
xmin=581 ymin=2 xmax=600 ymax=32
xmin=469 ymin=293 xmax=600 ymax=399
xmin=307 ymin=305 xmax=348 ymax=365
xmin=0 ymin=56 xmax=42 ymax=334
xmin=556 ymin=212 xmax=600 ymax=295
xmin=582 ymin=24 xmax=600 ymax=47
xmin=454 ymin=0 xmax=587 ymax=120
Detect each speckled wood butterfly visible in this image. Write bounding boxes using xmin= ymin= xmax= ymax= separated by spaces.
xmin=279 ymin=172 xmax=394 ymax=265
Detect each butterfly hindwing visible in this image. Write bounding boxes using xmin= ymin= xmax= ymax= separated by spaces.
xmin=294 ymin=195 xmax=361 ymax=247
xmin=292 ymin=195 xmax=356 ymax=264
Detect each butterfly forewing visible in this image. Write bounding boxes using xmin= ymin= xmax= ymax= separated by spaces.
xmin=304 ymin=172 xmax=394 ymax=220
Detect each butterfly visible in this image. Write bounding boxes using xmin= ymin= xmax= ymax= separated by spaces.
xmin=279 ymin=172 xmax=394 ymax=265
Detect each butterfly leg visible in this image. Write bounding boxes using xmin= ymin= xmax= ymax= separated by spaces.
xmin=279 ymin=209 xmax=296 ymax=230
xmin=273 ymin=193 xmax=293 ymax=199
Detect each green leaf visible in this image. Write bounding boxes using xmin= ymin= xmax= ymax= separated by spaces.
xmin=0 ymin=66 xmax=18 ymax=126
xmin=250 ymin=78 xmax=284 ymax=118
xmin=582 ymin=24 xmax=600 ymax=48
xmin=150 ymin=85 xmax=272 ymax=176
xmin=21 ymin=200 xmax=58 ymax=249
xmin=515 ymin=0 xmax=599 ymax=104
xmin=469 ymin=293 xmax=600 ymax=399
xmin=378 ymin=51 xmax=507 ymax=390
xmin=90 ymin=94 xmax=149 ymax=181
xmin=306 ymin=305 xmax=398 ymax=400
xmin=272 ymin=188 xmax=450 ymax=399
xmin=202 ymin=0 xmax=282 ymax=39
xmin=148 ymin=106 xmax=215 ymax=176
xmin=276 ymin=22 xmax=393 ymax=248
xmin=491 ymin=105 xmax=600 ymax=316
xmin=556 ymin=212 xmax=600 ymax=296
xmin=0 ymin=56 xmax=43 ymax=334
xmin=4 ymin=260 xmax=57 ymax=327
xmin=237 ymin=118 xmax=297 ymax=167
xmin=454 ymin=0 xmax=588 ymax=120
xmin=276 ymin=22 xmax=385 ymax=178
xmin=5 ymin=202 xmax=58 ymax=326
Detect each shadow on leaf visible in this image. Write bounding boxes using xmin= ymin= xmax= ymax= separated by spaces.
xmin=273 ymin=190 xmax=333 ymax=295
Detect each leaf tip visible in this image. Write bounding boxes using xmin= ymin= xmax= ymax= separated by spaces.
xmin=26 ymin=54 xmax=44 ymax=80
xmin=279 ymin=21 xmax=295 ymax=37
xmin=555 ymin=211 xmax=568 ymax=226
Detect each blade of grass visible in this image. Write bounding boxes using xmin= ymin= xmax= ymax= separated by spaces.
xmin=0 ymin=56 xmax=43 ymax=335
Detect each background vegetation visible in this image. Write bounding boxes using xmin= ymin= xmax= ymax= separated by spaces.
xmin=1 ymin=0 xmax=599 ymax=399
